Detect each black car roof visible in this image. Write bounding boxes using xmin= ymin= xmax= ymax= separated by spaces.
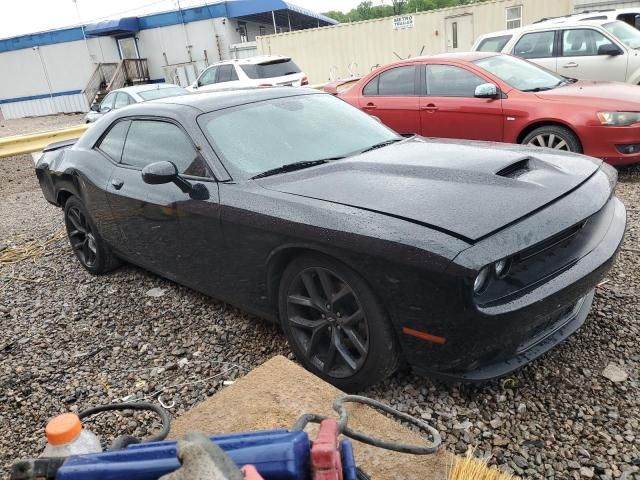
xmin=150 ymin=87 xmax=320 ymax=113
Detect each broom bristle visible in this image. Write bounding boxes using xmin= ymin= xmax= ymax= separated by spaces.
xmin=448 ymin=447 xmax=519 ymax=480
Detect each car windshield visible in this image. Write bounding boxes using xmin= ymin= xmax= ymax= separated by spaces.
xmin=603 ymin=21 xmax=640 ymax=49
xmin=240 ymin=59 xmax=301 ymax=79
xmin=474 ymin=55 xmax=568 ymax=92
xmin=199 ymin=94 xmax=400 ymax=177
xmin=138 ymin=86 xmax=188 ymax=100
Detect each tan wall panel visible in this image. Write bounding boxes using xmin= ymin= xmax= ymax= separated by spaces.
xmin=257 ymin=0 xmax=573 ymax=83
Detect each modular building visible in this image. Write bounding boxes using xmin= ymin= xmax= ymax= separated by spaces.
xmin=257 ymin=0 xmax=574 ymax=84
xmin=0 ymin=0 xmax=335 ymax=119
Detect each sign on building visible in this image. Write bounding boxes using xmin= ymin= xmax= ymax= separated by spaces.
xmin=392 ymin=15 xmax=415 ymax=30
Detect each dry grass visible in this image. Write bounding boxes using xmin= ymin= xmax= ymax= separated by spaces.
xmin=449 ymin=448 xmax=518 ymax=480
xmin=0 ymin=228 xmax=65 ymax=265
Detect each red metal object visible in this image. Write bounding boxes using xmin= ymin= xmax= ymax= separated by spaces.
xmin=310 ymin=419 xmax=343 ymax=480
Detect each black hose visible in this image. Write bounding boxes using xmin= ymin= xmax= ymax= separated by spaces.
xmin=292 ymin=394 xmax=441 ymax=455
xmin=78 ymin=402 xmax=171 ymax=448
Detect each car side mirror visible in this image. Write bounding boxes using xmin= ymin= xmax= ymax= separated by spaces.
xmin=192 ymin=81 xmax=199 ymax=89
xmin=142 ymin=161 xmax=194 ymax=193
xmin=598 ymin=44 xmax=623 ymax=56
xmin=474 ymin=83 xmax=499 ymax=99
xmin=142 ymin=161 xmax=179 ymax=185
xmin=100 ymin=106 xmax=112 ymax=114
xmin=90 ymin=103 xmax=100 ymax=112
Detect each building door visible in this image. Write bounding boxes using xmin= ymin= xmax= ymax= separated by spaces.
xmin=117 ymin=37 xmax=139 ymax=59
xmin=446 ymin=15 xmax=473 ymax=53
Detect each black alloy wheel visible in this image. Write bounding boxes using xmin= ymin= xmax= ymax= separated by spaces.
xmin=279 ymin=254 xmax=400 ymax=391
xmin=64 ymin=196 xmax=121 ymax=274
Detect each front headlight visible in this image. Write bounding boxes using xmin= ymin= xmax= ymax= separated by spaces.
xmin=596 ymin=111 xmax=640 ymax=126
xmin=473 ymin=267 xmax=490 ymax=294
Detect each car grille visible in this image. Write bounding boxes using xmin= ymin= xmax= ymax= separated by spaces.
xmin=516 ymin=296 xmax=584 ymax=354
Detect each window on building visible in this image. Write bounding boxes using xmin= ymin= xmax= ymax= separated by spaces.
xmin=476 ymin=35 xmax=513 ymax=52
xmin=363 ymin=66 xmax=415 ymax=96
xmin=426 ymin=65 xmax=486 ymax=97
xmin=513 ymin=31 xmax=555 ymax=59
xmin=506 ymin=6 xmax=523 ymax=30
xmin=97 ymin=120 xmax=130 ymax=162
xmin=121 ymin=120 xmax=209 ymax=177
xmin=259 ymin=25 xmax=267 ymax=36
xmin=452 ymin=22 xmax=458 ymax=49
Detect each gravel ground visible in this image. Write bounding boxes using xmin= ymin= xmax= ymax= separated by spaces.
xmin=0 ymin=115 xmax=638 ymax=478
xmin=0 ymin=113 xmax=84 ymax=138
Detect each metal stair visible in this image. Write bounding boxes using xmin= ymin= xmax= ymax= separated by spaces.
xmin=82 ymin=59 xmax=150 ymax=109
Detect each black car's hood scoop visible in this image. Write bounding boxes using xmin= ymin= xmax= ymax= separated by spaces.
xmin=259 ymin=137 xmax=602 ymax=242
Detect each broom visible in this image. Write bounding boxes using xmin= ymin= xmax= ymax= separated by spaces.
xmin=449 ymin=447 xmax=519 ymax=480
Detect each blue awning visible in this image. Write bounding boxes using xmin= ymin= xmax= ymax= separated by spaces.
xmin=226 ymin=0 xmax=337 ymax=27
xmin=85 ymin=17 xmax=140 ymax=37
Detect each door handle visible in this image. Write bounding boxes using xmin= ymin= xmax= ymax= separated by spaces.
xmin=563 ymin=62 xmax=579 ymax=68
xmin=363 ymin=103 xmax=377 ymax=110
xmin=420 ymin=104 xmax=439 ymax=111
xmin=111 ymin=178 xmax=124 ymax=190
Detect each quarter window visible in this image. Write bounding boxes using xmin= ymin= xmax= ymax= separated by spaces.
xmin=121 ymin=120 xmax=210 ymax=177
xmin=506 ymin=6 xmax=523 ymax=29
xmin=513 ymin=31 xmax=555 ymax=59
xmin=364 ymin=66 xmax=415 ymax=96
xmin=426 ymin=65 xmax=486 ymax=97
xmin=97 ymin=120 xmax=130 ymax=162
xmin=562 ymin=29 xmax=617 ymax=56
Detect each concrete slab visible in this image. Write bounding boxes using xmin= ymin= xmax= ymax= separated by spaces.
xmin=170 ymin=356 xmax=451 ymax=479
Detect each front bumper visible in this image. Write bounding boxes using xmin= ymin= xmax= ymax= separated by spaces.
xmin=408 ymin=193 xmax=626 ymax=383
xmin=581 ymin=125 xmax=640 ymax=166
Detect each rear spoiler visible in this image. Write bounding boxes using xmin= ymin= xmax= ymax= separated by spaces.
xmin=323 ymin=78 xmax=361 ymax=95
xmin=43 ymin=138 xmax=77 ymax=153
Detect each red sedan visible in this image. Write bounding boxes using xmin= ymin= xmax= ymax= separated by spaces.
xmin=334 ymin=52 xmax=640 ymax=166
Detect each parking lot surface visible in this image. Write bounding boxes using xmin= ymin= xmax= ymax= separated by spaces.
xmin=0 ymin=115 xmax=638 ymax=479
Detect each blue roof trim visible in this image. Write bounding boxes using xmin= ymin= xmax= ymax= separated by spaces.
xmin=0 ymin=1 xmax=336 ymax=54
xmin=85 ymin=17 xmax=140 ymax=37
xmin=0 ymin=89 xmax=82 ymax=105
xmin=0 ymin=27 xmax=85 ymax=53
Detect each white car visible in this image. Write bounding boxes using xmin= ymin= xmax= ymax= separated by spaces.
xmin=536 ymin=7 xmax=640 ymax=29
xmin=85 ymin=84 xmax=188 ymax=123
xmin=187 ymin=56 xmax=308 ymax=93
xmin=472 ymin=19 xmax=640 ymax=84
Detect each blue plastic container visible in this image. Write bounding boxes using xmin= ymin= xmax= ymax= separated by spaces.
xmin=56 ymin=429 xmax=358 ymax=480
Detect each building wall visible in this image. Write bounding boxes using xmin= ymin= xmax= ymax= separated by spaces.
xmin=257 ymin=0 xmax=573 ymax=84
xmin=574 ymin=0 xmax=640 ymax=10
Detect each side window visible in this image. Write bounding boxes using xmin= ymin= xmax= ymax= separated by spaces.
xmin=100 ymin=92 xmax=116 ymax=111
xmin=121 ymin=120 xmax=210 ymax=177
xmin=476 ymin=35 xmax=513 ymax=52
xmin=363 ymin=66 xmax=415 ymax=96
xmin=198 ymin=66 xmax=217 ymax=86
xmin=513 ymin=31 xmax=555 ymax=59
xmin=426 ymin=65 xmax=486 ymax=97
xmin=97 ymin=120 xmax=130 ymax=162
xmin=562 ymin=29 xmax=616 ymax=57
xmin=216 ymin=65 xmax=238 ymax=83
xmin=114 ymin=93 xmax=131 ymax=109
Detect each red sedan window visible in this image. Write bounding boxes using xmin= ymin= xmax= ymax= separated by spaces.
xmin=363 ymin=65 xmax=415 ymax=96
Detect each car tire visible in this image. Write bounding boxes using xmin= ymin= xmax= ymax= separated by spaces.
xmin=278 ymin=253 xmax=400 ymax=392
xmin=64 ymin=196 xmax=121 ymax=274
xmin=521 ymin=125 xmax=582 ymax=153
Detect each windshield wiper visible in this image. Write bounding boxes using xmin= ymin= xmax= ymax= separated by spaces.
xmin=359 ymin=137 xmax=405 ymax=154
xmin=522 ymin=79 xmax=572 ymax=93
xmin=251 ymin=158 xmax=341 ymax=179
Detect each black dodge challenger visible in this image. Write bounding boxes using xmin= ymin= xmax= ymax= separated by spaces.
xmin=36 ymin=88 xmax=626 ymax=390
